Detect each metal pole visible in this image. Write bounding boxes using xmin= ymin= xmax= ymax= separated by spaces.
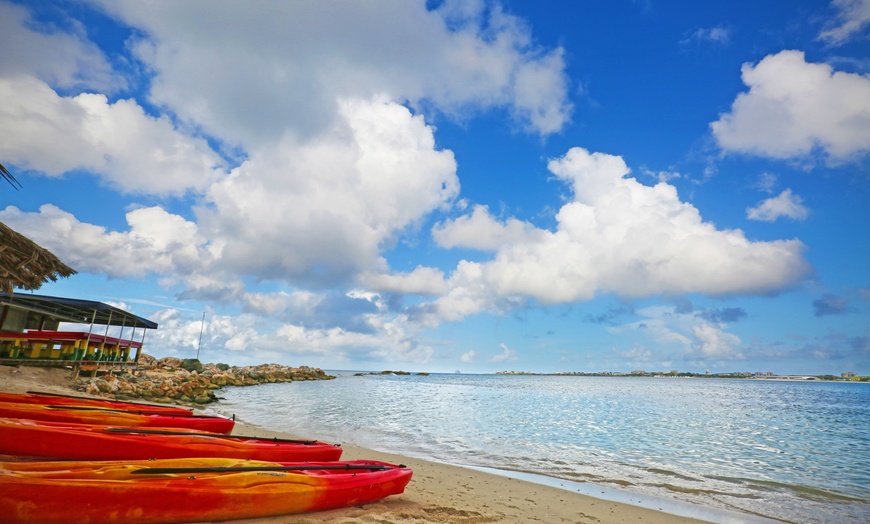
xmin=84 ymin=310 xmax=97 ymax=361
xmin=135 ymin=329 xmax=146 ymax=364
xmin=196 ymin=312 xmax=205 ymax=360
xmin=100 ymin=310 xmax=113 ymax=360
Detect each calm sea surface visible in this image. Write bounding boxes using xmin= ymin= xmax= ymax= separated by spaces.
xmin=211 ymin=374 xmax=870 ymax=523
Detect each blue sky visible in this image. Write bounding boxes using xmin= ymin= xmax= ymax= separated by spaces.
xmin=1 ymin=0 xmax=868 ymax=374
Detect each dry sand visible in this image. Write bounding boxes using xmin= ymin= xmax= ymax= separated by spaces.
xmin=0 ymin=365 xmax=715 ymax=524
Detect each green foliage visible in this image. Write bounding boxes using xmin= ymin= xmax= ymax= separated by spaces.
xmin=180 ymin=358 xmax=203 ymax=373
xmin=216 ymin=362 xmax=230 ymax=371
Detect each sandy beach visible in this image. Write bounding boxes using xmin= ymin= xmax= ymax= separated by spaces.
xmin=0 ymin=365 xmax=713 ymax=524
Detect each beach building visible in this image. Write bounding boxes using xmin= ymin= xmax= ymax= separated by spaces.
xmin=0 ymin=293 xmax=158 ymax=377
xmin=0 ymin=220 xmax=157 ymax=375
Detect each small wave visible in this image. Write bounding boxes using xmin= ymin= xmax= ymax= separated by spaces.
xmin=746 ymin=479 xmax=868 ymax=503
xmin=649 ymin=483 xmax=761 ymax=499
xmin=645 ymin=467 xmax=702 ymax=482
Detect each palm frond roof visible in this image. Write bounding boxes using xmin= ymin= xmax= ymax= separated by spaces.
xmin=0 ymin=221 xmax=77 ymax=294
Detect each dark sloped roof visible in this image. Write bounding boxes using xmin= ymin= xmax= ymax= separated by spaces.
xmin=0 ymin=221 xmax=76 ymax=293
xmin=0 ymin=293 xmax=158 ymax=330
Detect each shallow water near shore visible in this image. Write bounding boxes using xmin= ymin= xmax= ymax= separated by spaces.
xmin=213 ymin=373 xmax=870 ymax=523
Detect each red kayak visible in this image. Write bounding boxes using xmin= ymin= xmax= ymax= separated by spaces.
xmin=0 ymin=402 xmax=234 ymax=433
xmin=0 ymin=417 xmax=342 ymax=462
xmin=0 ymin=457 xmax=412 ymax=523
xmin=0 ymin=390 xmax=194 ymax=415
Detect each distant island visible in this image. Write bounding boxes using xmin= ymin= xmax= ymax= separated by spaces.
xmin=496 ymin=370 xmax=870 ymax=381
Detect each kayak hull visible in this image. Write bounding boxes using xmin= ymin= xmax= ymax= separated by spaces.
xmin=0 ymin=402 xmax=234 ymax=433
xmin=0 ymin=418 xmax=342 ymax=462
xmin=0 ymin=458 xmax=412 ymax=524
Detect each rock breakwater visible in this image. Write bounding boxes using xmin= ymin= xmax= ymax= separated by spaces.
xmin=76 ymin=355 xmax=334 ymax=406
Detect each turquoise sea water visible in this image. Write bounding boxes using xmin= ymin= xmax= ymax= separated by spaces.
xmin=212 ymin=373 xmax=870 ymax=523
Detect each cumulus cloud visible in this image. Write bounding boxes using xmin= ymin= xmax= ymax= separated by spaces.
xmin=433 ymin=148 xmax=808 ymax=320
xmin=200 ymin=97 xmax=459 ymax=286
xmin=611 ymin=305 xmax=745 ymax=363
xmin=145 ymin=304 xmax=433 ymax=365
xmin=747 ymin=189 xmax=810 ymax=222
xmin=0 ymin=204 xmax=212 ymax=278
xmin=691 ymin=323 xmax=744 ymax=359
xmin=0 ymin=77 xmax=225 ymax=195
xmin=819 ymin=0 xmax=870 ymax=45
xmin=360 ymin=267 xmax=448 ymax=296
xmin=94 ymin=0 xmax=572 ymax=145
xmin=433 ymin=204 xmax=547 ymax=251
xmin=711 ymin=50 xmax=870 ymax=163
xmin=0 ymin=2 xmax=121 ymax=91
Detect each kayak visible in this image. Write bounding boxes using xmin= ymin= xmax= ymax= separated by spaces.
xmin=0 ymin=457 xmax=412 ymax=523
xmin=0 ymin=402 xmax=234 ymax=433
xmin=0 ymin=390 xmax=194 ymax=415
xmin=0 ymin=417 xmax=342 ymax=462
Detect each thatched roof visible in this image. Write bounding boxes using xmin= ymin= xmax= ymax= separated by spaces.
xmin=0 ymin=221 xmax=77 ymax=293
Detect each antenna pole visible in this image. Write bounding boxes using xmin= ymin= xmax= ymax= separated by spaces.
xmin=196 ymin=312 xmax=205 ymax=360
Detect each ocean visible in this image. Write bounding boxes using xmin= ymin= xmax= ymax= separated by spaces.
xmin=211 ymin=373 xmax=870 ymax=523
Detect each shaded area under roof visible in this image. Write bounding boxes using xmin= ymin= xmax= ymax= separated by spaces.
xmin=0 ymin=293 xmax=158 ymax=330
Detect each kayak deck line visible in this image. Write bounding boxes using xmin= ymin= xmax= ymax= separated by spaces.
xmin=132 ymin=464 xmax=405 ymax=474
xmin=45 ymin=404 xmax=234 ymax=420
xmin=25 ymin=390 xmax=194 ymax=413
xmin=104 ymin=427 xmax=328 ymax=446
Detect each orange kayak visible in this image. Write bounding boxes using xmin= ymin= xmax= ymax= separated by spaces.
xmin=0 ymin=417 xmax=342 ymax=462
xmin=0 ymin=402 xmax=234 ymax=433
xmin=0 ymin=457 xmax=412 ymax=523
xmin=0 ymin=390 xmax=194 ymax=415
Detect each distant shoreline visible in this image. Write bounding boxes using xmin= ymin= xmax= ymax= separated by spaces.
xmin=495 ymin=370 xmax=869 ymax=381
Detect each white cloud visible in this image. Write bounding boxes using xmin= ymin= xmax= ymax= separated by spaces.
xmin=240 ymin=291 xmax=322 ymax=317
xmin=95 ymin=0 xmax=572 ymax=144
xmin=611 ymin=305 xmax=744 ymax=363
xmin=747 ymin=189 xmax=810 ymax=222
xmin=0 ymin=77 xmax=225 ymax=195
xmin=711 ymin=50 xmax=870 ymax=163
xmin=145 ymin=305 xmax=434 ymax=365
xmin=460 ymin=350 xmax=477 ymax=363
xmin=641 ymin=167 xmax=681 ymax=184
xmin=433 ymin=204 xmax=547 ymax=251
xmin=754 ymin=172 xmax=778 ymax=194
xmin=426 ymin=147 xmax=810 ymax=323
xmin=0 ymin=2 xmax=120 ymax=91
xmin=611 ymin=305 xmax=693 ymax=349
xmin=0 ymin=204 xmax=214 ymax=280
xmin=690 ymin=323 xmax=744 ymax=359
xmin=360 ymin=266 xmax=448 ymax=296
xmin=200 ymin=97 xmax=459 ymax=285
xmin=489 ymin=343 xmax=517 ymax=363
xmin=819 ymin=0 xmax=870 ymax=45
xmin=681 ymin=26 xmax=731 ymax=46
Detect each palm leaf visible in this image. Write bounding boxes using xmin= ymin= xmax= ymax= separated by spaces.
xmin=1 ymin=162 xmax=22 ymax=189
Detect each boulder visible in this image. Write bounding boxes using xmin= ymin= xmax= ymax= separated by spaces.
xmin=156 ymin=357 xmax=183 ymax=369
xmin=73 ymin=360 xmax=334 ymax=406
